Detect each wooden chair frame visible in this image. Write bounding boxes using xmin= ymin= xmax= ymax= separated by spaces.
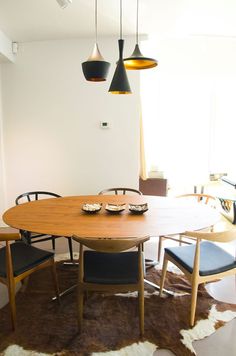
xmin=176 ymin=193 xmax=216 ymax=204
xmin=72 ymin=235 xmax=149 ymax=336
xmin=99 ymin=187 xmax=142 ymax=195
xmin=159 ymin=229 xmax=236 ymax=326
xmin=157 ymin=193 xmax=216 ymax=262
xmin=0 ymin=227 xmax=60 ymax=330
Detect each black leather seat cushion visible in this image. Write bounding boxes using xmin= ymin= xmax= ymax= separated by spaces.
xmin=84 ymin=251 xmax=141 ymax=284
xmin=165 ymin=241 xmax=236 ymax=276
xmin=0 ymin=242 xmax=54 ymax=278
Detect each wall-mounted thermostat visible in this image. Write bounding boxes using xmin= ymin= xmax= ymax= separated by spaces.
xmin=100 ymin=121 xmax=110 ymax=129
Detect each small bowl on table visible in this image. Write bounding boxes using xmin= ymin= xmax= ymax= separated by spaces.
xmin=105 ymin=203 xmax=126 ymax=214
xmin=82 ymin=203 xmax=102 ymax=214
xmin=129 ymin=203 xmax=148 ymax=214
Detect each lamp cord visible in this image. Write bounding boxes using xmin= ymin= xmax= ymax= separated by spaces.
xmin=95 ymin=0 xmax=98 ymax=44
xmin=120 ymin=0 xmax=123 ymax=39
xmin=136 ymin=0 xmax=139 ymax=44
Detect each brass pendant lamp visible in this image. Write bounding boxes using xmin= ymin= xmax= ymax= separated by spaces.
xmin=109 ymin=0 xmax=131 ymax=94
xmin=123 ymin=0 xmax=158 ymax=70
xmin=82 ymin=0 xmax=110 ymax=82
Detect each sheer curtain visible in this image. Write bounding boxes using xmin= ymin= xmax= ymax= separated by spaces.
xmin=140 ymin=37 xmax=236 ymax=195
xmin=140 ymin=113 xmax=148 ymax=180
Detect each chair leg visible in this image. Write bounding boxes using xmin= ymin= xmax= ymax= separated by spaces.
xmin=20 ymin=276 xmax=29 ymax=292
xmin=159 ymin=254 xmax=168 ymax=297
xmin=51 ymin=259 xmax=60 ymax=304
xmin=67 ymin=237 xmax=74 ymax=262
xmin=138 ymin=284 xmax=144 ymax=337
xmin=158 ymin=236 xmax=163 ymax=262
xmin=190 ymin=281 xmax=199 ymax=326
xmin=7 ymin=279 xmax=16 ymax=330
xmin=77 ymin=287 xmax=84 ymax=333
xmin=52 ymin=236 xmax=56 ymax=250
xmin=179 ymin=234 xmax=183 ymax=246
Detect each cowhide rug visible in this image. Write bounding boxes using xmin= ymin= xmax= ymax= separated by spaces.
xmin=0 ymin=261 xmax=235 ymax=356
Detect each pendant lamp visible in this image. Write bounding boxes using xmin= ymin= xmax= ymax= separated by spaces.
xmin=82 ymin=0 xmax=110 ymax=82
xmin=123 ymin=0 xmax=158 ymax=70
xmin=109 ymin=0 xmax=131 ymax=94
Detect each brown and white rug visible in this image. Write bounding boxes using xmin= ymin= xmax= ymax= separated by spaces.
xmin=0 ymin=261 xmax=235 ymax=356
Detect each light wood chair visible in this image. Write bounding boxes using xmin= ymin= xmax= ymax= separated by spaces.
xmin=98 ymin=187 xmax=142 ymax=195
xmin=0 ymin=227 xmax=60 ymax=330
xmin=157 ymin=193 xmax=216 ymax=262
xmin=99 ymin=187 xmax=157 ymax=269
xmin=72 ymin=235 xmax=150 ymax=336
xmin=177 ymin=193 xmax=216 ymax=205
xmin=159 ymin=229 xmax=236 ymax=326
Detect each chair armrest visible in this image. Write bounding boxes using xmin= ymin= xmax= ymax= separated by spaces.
xmin=0 ymin=227 xmax=21 ymax=241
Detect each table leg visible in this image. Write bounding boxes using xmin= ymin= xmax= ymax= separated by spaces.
xmin=63 ymin=261 xmax=78 ymax=266
xmin=53 ymin=280 xmax=174 ymax=301
xmin=52 ymin=283 xmax=77 ymax=301
xmin=145 ymin=258 xmax=158 ymax=269
xmin=144 ymin=279 xmax=175 ymax=296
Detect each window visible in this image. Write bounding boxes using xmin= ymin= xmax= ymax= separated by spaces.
xmin=140 ymin=37 xmax=236 ymax=195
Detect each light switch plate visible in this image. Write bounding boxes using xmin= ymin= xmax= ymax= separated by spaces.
xmin=100 ymin=121 xmax=110 ymax=129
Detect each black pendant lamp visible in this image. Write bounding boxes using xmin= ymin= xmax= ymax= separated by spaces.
xmin=82 ymin=0 xmax=110 ymax=82
xmin=109 ymin=0 xmax=131 ymax=94
xmin=123 ymin=0 xmax=158 ymax=70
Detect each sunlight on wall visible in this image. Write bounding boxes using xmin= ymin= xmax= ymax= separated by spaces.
xmin=140 ymin=37 xmax=236 ymax=195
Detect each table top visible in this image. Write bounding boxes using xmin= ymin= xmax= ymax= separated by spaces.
xmin=2 ymin=195 xmax=220 ymax=238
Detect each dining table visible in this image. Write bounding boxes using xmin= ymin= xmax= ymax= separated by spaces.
xmin=3 ymin=194 xmax=220 ymax=238
xmin=2 ymin=194 xmax=221 ymax=296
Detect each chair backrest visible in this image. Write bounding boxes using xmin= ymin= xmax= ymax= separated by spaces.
xmin=176 ymin=193 xmax=216 ymax=206
xmin=15 ymin=191 xmax=61 ymax=205
xmin=99 ymin=187 xmax=142 ymax=195
xmin=0 ymin=227 xmax=20 ymax=242
xmin=72 ymin=235 xmax=150 ymax=252
xmin=184 ymin=229 xmax=236 ymax=243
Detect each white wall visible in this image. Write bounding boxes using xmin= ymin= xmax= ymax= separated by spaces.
xmin=0 ymin=66 xmax=7 ymax=218
xmin=1 ymin=38 xmax=140 ymax=210
xmin=0 ymin=29 xmax=13 ymax=220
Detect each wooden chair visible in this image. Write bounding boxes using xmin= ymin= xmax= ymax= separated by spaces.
xmin=72 ymin=235 xmax=150 ymax=336
xmin=15 ymin=191 xmax=74 ymax=261
xmin=99 ymin=187 xmax=156 ymax=268
xmin=99 ymin=187 xmax=142 ymax=195
xmin=0 ymin=227 xmax=60 ymax=330
xmin=159 ymin=229 xmax=236 ymax=326
xmin=176 ymin=193 xmax=216 ymax=205
xmin=157 ymin=193 xmax=216 ymax=262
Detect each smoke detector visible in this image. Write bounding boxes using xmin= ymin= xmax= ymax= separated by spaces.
xmin=56 ymin=0 xmax=72 ymax=9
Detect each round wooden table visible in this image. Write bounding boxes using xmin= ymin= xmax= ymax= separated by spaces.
xmin=3 ymin=195 xmax=220 ymax=238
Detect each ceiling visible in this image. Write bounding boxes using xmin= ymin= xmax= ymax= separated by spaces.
xmin=0 ymin=0 xmax=236 ymax=43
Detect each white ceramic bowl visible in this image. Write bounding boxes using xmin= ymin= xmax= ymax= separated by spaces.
xmin=82 ymin=203 xmax=102 ymax=213
xmin=128 ymin=203 xmax=148 ymax=214
xmin=105 ymin=203 xmax=126 ymax=213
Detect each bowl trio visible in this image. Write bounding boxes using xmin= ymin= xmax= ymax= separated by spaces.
xmin=82 ymin=203 xmax=148 ymax=214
